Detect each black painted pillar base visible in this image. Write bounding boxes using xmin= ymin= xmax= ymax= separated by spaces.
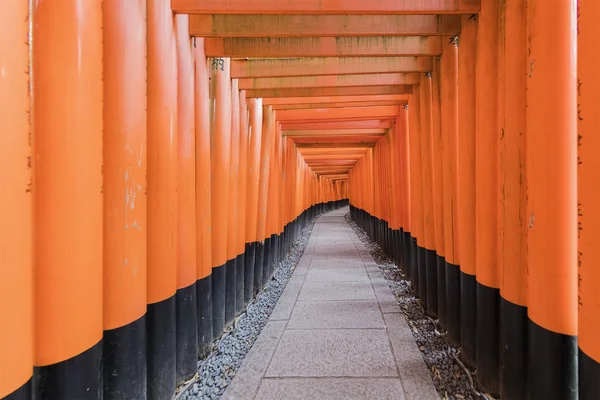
xmin=146 ymin=296 xmax=176 ymax=400
xmin=176 ymin=282 xmax=198 ymax=385
xmin=436 ymin=254 xmax=446 ymax=327
xmin=418 ymin=247 xmax=427 ymax=310
xmin=460 ymin=271 xmax=476 ymax=370
xmin=244 ymin=243 xmax=255 ymax=307
xmin=499 ymin=297 xmax=527 ymax=400
xmin=262 ymin=237 xmax=271 ymax=288
xmin=580 ymin=348 xmax=600 ymax=400
xmin=476 ymin=282 xmax=500 ymax=395
xmin=34 ymin=340 xmax=103 ymax=400
xmin=103 ymin=315 xmax=146 ymax=399
xmin=404 ymin=232 xmax=412 ymax=281
xmin=4 ymin=378 xmax=31 ymax=400
xmin=412 ymin=239 xmax=420 ymax=298
xmin=212 ymin=263 xmax=226 ymax=338
xmin=254 ymin=242 xmax=264 ymax=296
xmin=445 ymin=262 xmax=461 ymax=346
xmin=224 ymin=258 xmax=237 ymax=328
xmin=235 ymin=253 xmax=245 ymax=315
xmin=527 ymin=318 xmax=577 ymax=400
xmin=197 ymin=274 xmax=213 ymax=358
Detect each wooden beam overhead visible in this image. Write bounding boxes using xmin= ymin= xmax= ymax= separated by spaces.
xmin=282 ymin=120 xmax=393 ymax=130
xmin=172 ymin=0 xmax=481 ymax=14
xmin=246 ymin=85 xmax=413 ymax=98
xmin=276 ymin=106 xmax=401 ymax=121
xmin=264 ymin=95 xmax=408 ymax=105
xmin=296 ymin=142 xmax=376 ymax=148
xmin=271 ymin=100 xmax=408 ymax=110
xmin=189 ymin=15 xmax=460 ymax=37
xmin=283 ymin=129 xmax=387 ymax=136
xmin=231 ymin=57 xmax=433 ymax=78
xmin=292 ymin=136 xmax=382 ymax=143
xmin=205 ymin=36 xmax=443 ymax=57
xmin=238 ymin=73 xmax=419 ymax=90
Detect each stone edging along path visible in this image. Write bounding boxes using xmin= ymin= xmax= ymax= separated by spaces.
xmin=176 ymin=220 xmax=317 ymax=400
xmin=345 ymin=212 xmax=497 ymax=400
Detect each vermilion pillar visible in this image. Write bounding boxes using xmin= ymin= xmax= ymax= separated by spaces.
xmin=210 ymin=57 xmax=232 ymax=338
xmin=194 ymin=38 xmax=213 ymax=357
xmin=457 ymin=13 xmax=478 ymax=370
xmin=398 ymin=106 xmax=412 ymax=278
xmin=0 ymin=2 xmax=32 ymax=398
xmin=475 ymin=0 xmax=501 ymax=392
xmin=103 ymin=1 xmax=147 ymax=398
xmin=440 ymin=35 xmax=461 ymax=346
xmin=257 ymin=106 xmax=275 ymax=288
xmin=238 ymin=91 xmax=251 ymax=307
xmin=175 ymin=14 xmax=198 ymax=385
xmin=33 ymin=1 xmax=103 ymax=397
xmin=498 ymin=1 xmax=528 ymax=398
xmin=419 ymin=73 xmax=436 ymax=314
xmin=225 ymin=79 xmax=240 ymax=324
xmin=247 ymin=99 xmax=263 ymax=297
xmin=527 ymin=1 xmax=578 ymax=399
xmin=579 ymin=1 xmax=600 ymax=398
xmin=147 ymin=1 xmax=178 ymax=398
xmin=431 ymin=58 xmax=445 ymax=322
xmin=409 ymin=91 xmax=423 ymax=298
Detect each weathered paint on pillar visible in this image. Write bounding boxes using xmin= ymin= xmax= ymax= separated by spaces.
xmin=102 ymin=1 xmax=148 ymax=397
xmin=475 ymin=0 xmax=501 ymax=392
xmin=527 ymin=1 xmax=578 ymax=398
xmin=175 ymin=13 xmax=198 ymax=385
xmin=419 ymin=72 xmax=437 ymax=315
xmin=210 ymin=56 xmax=232 ymax=338
xmin=194 ymin=38 xmax=213 ymax=357
xmin=33 ymin=0 xmax=103 ymax=397
xmin=579 ymin=1 xmax=600 ymax=398
xmin=498 ymin=1 xmax=528 ymax=398
xmin=146 ymin=0 xmax=178 ymax=397
xmin=0 ymin=2 xmax=32 ymax=398
xmin=457 ymin=13 xmax=478 ymax=370
xmin=440 ymin=35 xmax=461 ymax=345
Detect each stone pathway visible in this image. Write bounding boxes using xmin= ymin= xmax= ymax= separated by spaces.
xmin=223 ymin=208 xmax=439 ymax=400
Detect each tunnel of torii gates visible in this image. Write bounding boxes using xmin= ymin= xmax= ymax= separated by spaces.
xmin=0 ymin=1 xmax=598 ymax=400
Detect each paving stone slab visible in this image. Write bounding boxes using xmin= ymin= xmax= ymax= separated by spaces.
xmin=222 ymin=321 xmax=287 ymax=400
xmin=305 ymin=267 xmax=370 ymax=282
xmin=287 ymin=300 xmax=385 ymax=329
xmin=383 ymin=313 xmax=439 ymax=400
xmin=298 ymin=280 xmax=376 ymax=301
xmin=255 ymin=378 xmax=406 ymax=400
xmin=269 ymin=274 xmax=306 ymax=321
xmin=265 ymin=329 xmax=398 ymax=378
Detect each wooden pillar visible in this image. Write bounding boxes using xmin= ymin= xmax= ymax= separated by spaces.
xmin=578 ymin=2 xmax=600 ymax=397
xmin=238 ymin=91 xmax=251 ymax=308
xmin=256 ymin=105 xmax=275 ymax=289
xmin=194 ymin=38 xmax=213 ymax=357
xmin=526 ymin=1 xmax=578 ymax=398
xmin=146 ymin=1 xmax=178 ymax=397
xmin=475 ymin=0 xmax=501 ymax=392
xmin=419 ymin=73 xmax=437 ymax=314
xmin=409 ymin=91 xmax=423 ymax=298
xmin=440 ymin=35 xmax=461 ymax=345
xmin=498 ymin=1 xmax=528 ymax=398
xmin=246 ymin=99 xmax=263 ymax=298
xmin=458 ymin=13 xmax=478 ymax=370
xmin=102 ymin=1 xmax=147 ymax=397
xmin=431 ymin=58 xmax=446 ymax=323
xmin=0 ymin=2 xmax=32 ymax=398
xmin=175 ymin=13 xmax=198 ymax=385
xmin=226 ymin=79 xmax=240 ymax=324
xmin=398 ymin=106 xmax=412 ymax=279
xmin=33 ymin=1 xmax=103 ymax=397
xmin=210 ymin=57 xmax=232 ymax=338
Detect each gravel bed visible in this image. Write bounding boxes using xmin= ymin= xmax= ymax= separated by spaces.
xmin=176 ymin=219 xmax=316 ymax=400
xmin=345 ymin=212 xmax=497 ymax=400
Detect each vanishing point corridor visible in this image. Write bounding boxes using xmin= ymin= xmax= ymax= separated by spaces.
xmin=1 ymin=1 xmax=599 ymax=400
xmin=223 ymin=208 xmax=438 ymax=400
